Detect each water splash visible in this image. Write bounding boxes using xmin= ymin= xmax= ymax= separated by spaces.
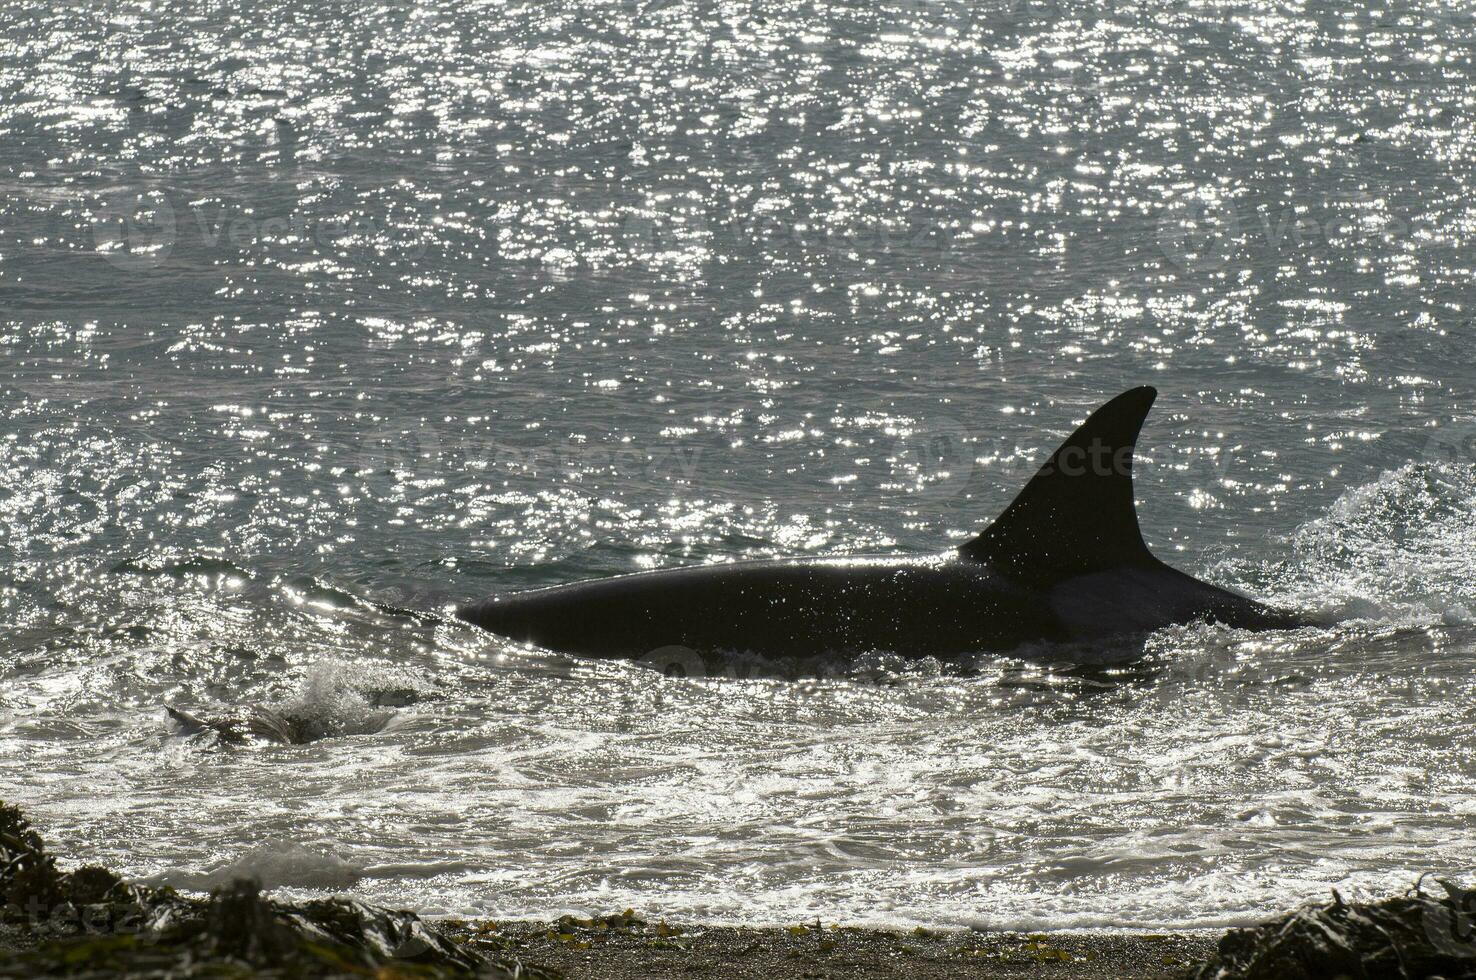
xmin=148 ymin=840 xmax=363 ymax=892
xmin=1212 ymin=463 xmax=1476 ymax=626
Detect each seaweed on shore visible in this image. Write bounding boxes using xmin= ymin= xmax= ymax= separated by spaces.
xmin=1192 ymin=879 xmax=1476 ymax=980
xmin=1 ymin=801 xmax=73 ymax=915
xmin=0 ymin=799 xmax=557 ymax=979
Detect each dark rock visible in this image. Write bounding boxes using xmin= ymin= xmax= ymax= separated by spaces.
xmin=0 ymin=803 xmax=45 ymax=863
xmin=1 ymin=803 xmax=64 ymax=917
xmin=66 ymin=868 xmax=122 ymax=907
xmin=203 ymin=878 xmax=300 ymax=964
xmin=1192 ymin=880 xmax=1476 ymax=980
xmin=0 ymin=798 xmax=557 ymax=979
xmin=4 ymin=858 xmax=65 ymax=918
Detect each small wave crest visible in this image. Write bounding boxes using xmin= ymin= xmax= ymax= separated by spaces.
xmin=146 ymin=840 xmax=362 ymax=892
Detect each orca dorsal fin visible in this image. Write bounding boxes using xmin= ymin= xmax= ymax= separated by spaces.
xmin=958 ymin=386 xmax=1159 ymax=586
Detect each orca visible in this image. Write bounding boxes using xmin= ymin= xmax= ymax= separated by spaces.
xmin=456 ymin=387 xmax=1308 ymax=660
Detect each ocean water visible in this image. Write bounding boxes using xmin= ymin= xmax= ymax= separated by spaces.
xmin=3 ymin=0 xmax=1476 ymax=931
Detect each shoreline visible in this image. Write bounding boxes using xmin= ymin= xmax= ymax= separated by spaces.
xmin=445 ymin=917 xmax=1220 ymax=979
xmin=5 ymin=797 xmax=1476 ymax=979
xmin=0 ymin=904 xmax=1221 ymax=979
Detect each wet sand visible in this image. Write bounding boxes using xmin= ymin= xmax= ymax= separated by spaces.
xmin=0 ymin=914 xmax=1218 ymax=979
xmin=453 ymin=919 xmax=1218 ymax=979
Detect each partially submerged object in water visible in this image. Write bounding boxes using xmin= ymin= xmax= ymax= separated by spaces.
xmin=459 ymin=387 xmax=1311 ymax=661
xmin=165 ymin=701 xmax=397 ymax=745
xmin=163 ymin=668 xmax=415 ymax=745
xmin=165 ymin=704 xmax=324 ymax=745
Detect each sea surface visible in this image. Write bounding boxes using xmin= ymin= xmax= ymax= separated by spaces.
xmin=3 ymin=0 xmax=1476 ymax=931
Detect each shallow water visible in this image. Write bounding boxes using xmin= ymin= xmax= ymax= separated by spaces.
xmin=3 ymin=0 xmax=1476 ymax=930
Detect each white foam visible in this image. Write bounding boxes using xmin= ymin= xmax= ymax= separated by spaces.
xmin=270 ymin=659 xmax=432 ymax=738
xmin=1211 ymin=461 xmax=1476 ymax=626
xmin=148 ymin=840 xmax=363 ymax=892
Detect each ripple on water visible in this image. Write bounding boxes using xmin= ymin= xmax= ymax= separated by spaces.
xmin=3 ymin=0 xmax=1476 ymax=930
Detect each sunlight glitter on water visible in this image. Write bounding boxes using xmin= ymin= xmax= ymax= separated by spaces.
xmin=3 ymin=0 xmax=1476 ymax=931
